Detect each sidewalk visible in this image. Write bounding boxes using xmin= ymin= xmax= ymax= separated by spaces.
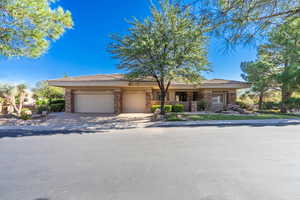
xmin=148 ymin=118 xmax=300 ymax=127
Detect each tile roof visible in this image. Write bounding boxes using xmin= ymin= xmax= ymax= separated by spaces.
xmin=49 ymin=74 xmax=247 ymax=85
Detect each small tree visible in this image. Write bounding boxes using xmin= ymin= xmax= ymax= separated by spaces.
xmin=0 ymin=84 xmax=27 ymax=116
xmin=109 ymin=0 xmax=209 ymax=114
xmin=32 ymin=81 xmax=64 ymax=102
xmin=241 ymin=60 xmax=275 ymax=110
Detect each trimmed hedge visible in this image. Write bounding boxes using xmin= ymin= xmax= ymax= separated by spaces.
xmin=49 ymin=99 xmax=65 ymax=105
xmin=172 ymin=104 xmax=184 ymax=112
xmin=37 ymin=105 xmax=49 ymax=114
xmin=151 ymin=105 xmax=172 ymax=113
xmin=49 ymin=103 xmax=65 ymax=112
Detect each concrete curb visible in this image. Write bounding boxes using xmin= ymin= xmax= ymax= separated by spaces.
xmin=147 ymin=119 xmax=300 ymax=128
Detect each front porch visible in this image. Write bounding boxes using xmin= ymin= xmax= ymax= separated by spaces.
xmin=151 ymin=89 xmax=237 ymax=112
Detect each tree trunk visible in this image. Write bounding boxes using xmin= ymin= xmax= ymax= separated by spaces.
xmin=17 ymin=92 xmax=25 ymax=117
xmin=281 ymin=86 xmax=291 ymax=113
xmin=160 ymin=89 xmax=166 ymax=115
xmin=258 ymin=92 xmax=264 ymax=110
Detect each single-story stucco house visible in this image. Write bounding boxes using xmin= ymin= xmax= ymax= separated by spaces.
xmin=48 ymin=74 xmax=249 ymax=114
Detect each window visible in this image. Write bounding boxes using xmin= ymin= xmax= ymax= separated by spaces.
xmin=193 ymin=92 xmax=198 ymax=101
xmin=154 ymin=91 xmax=169 ymax=101
xmin=175 ymin=92 xmax=187 ymax=102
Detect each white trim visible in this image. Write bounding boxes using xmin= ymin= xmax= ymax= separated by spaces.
xmin=73 ymin=91 xmax=114 ymax=95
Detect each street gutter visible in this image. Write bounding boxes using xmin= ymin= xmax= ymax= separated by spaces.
xmin=148 ymin=119 xmax=300 ymax=127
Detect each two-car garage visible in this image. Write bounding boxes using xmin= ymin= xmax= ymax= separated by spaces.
xmin=73 ymin=90 xmax=146 ymax=113
xmin=74 ymin=91 xmax=115 ymax=113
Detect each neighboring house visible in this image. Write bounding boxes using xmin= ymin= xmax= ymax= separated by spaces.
xmin=24 ymin=89 xmax=36 ymax=106
xmin=48 ymin=74 xmax=249 ymax=114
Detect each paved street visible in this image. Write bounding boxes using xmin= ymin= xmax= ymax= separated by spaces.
xmin=1 ymin=125 xmax=300 ymax=200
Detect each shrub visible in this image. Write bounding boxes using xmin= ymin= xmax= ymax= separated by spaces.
xmin=236 ymin=101 xmax=251 ymax=110
xmin=20 ymin=108 xmax=32 ymax=120
xmin=49 ymin=99 xmax=65 ymax=105
xmin=197 ymin=100 xmax=207 ymax=111
xmin=49 ymin=103 xmax=65 ymax=112
xmin=37 ymin=105 xmax=49 ymax=114
xmin=151 ymin=104 xmax=172 ymax=113
xmin=262 ymin=101 xmax=280 ymax=110
xmin=172 ymin=104 xmax=184 ymax=112
xmin=36 ymin=99 xmax=48 ymax=106
xmin=287 ymin=98 xmax=300 ymax=110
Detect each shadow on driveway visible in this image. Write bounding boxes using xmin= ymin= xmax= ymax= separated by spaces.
xmin=0 ymin=129 xmax=107 ymax=139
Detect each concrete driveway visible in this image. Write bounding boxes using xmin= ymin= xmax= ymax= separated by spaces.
xmin=0 ymin=112 xmax=153 ymax=131
xmin=1 ymin=125 xmax=300 ymax=200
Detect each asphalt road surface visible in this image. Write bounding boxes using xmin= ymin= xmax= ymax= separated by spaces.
xmin=1 ymin=125 xmax=300 ymax=200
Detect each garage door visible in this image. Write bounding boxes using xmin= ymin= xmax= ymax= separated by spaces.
xmin=74 ymin=92 xmax=114 ymax=113
xmin=123 ymin=91 xmax=146 ymax=113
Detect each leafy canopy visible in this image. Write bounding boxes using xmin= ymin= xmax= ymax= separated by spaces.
xmin=260 ymin=18 xmax=300 ymax=92
xmin=109 ymin=0 xmax=209 ymax=85
xmin=32 ymin=80 xmax=64 ymax=100
xmin=186 ymin=0 xmax=300 ymax=46
xmin=0 ymin=0 xmax=73 ymax=58
xmin=241 ymin=60 xmax=275 ymax=93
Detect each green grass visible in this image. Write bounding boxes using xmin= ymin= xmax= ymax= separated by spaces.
xmin=166 ymin=113 xmax=300 ymax=121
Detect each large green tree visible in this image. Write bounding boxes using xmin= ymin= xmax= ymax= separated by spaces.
xmin=241 ymin=60 xmax=275 ymax=110
xmin=186 ymin=0 xmax=300 ymax=46
xmin=259 ymin=18 xmax=300 ymax=112
xmin=0 ymin=0 xmax=73 ymax=58
xmin=109 ymin=0 xmax=209 ymax=114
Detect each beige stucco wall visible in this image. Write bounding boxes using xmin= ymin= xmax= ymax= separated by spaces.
xmin=64 ymin=87 xmax=237 ymax=113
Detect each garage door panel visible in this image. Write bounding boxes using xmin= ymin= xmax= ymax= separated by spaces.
xmin=123 ymin=92 xmax=146 ymax=113
xmin=74 ymin=94 xmax=114 ymax=113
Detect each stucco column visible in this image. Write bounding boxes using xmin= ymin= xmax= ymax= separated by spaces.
xmin=65 ymin=89 xmax=74 ymax=113
xmin=187 ymin=91 xmax=193 ymax=112
xmin=114 ymin=90 xmax=122 ymax=114
xmin=228 ymin=89 xmax=237 ymax=105
xmin=145 ymin=89 xmax=152 ymax=113
xmin=202 ymin=90 xmax=212 ymax=111
xmin=169 ymin=90 xmax=175 ymax=102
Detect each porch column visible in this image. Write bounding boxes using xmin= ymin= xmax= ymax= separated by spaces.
xmin=228 ymin=89 xmax=237 ymax=105
xmin=65 ymin=89 xmax=74 ymax=113
xmin=114 ymin=89 xmax=122 ymax=114
xmin=203 ymin=90 xmax=212 ymax=111
xmin=187 ymin=91 xmax=193 ymax=112
xmin=145 ymin=89 xmax=152 ymax=113
xmin=169 ymin=90 xmax=175 ymax=103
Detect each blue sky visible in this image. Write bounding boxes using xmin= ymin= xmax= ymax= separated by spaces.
xmin=0 ymin=0 xmax=257 ymax=88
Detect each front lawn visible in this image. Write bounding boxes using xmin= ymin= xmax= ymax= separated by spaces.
xmin=166 ymin=113 xmax=300 ymax=121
